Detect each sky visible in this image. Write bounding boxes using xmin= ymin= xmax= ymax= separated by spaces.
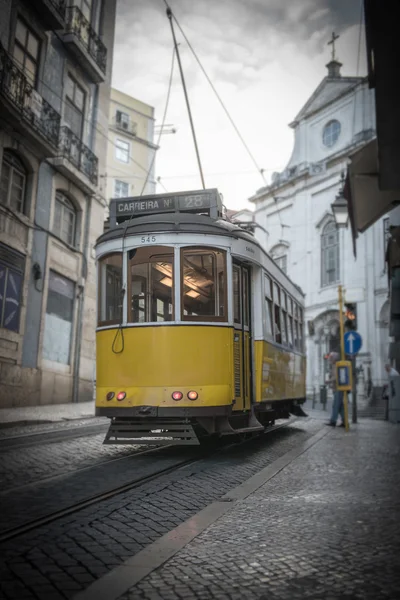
xmin=111 ymin=0 xmax=366 ymax=211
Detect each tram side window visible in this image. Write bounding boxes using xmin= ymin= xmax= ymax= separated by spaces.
xmin=181 ymin=248 xmax=226 ymax=321
xmin=263 ymin=275 xmax=273 ymax=339
xmin=294 ymin=303 xmax=299 ymax=350
xmin=233 ymin=266 xmax=241 ymax=324
xmin=299 ymin=307 xmax=304 ymax=352
xmin=98 ymin=253 xmax=123 ymax=326
xmin=129 ymin=246 xmax=174 ymax=323
xmin=281 ymin=291 xmax=288 ymax=346
xmin=287 ymin=297 xmax=294 ymax=348
xmin=273 ymin=282 xmax=282 ymax=344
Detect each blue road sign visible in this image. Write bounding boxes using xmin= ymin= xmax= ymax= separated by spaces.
xmin=344 ymin=331 xmax=362 ymax=356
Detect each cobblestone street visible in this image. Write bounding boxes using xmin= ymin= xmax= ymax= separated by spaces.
xmin=0 ymin=417 xmax=324 ymax=599
xmin=105 ymin=419 xmax=400 ymax=600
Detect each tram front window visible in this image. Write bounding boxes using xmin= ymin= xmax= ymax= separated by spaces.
xmin=98 ymin=253 xmax=123 ymax=326
xmin=181 ymin=248 xmax=226 ymax=321
xmin=129 ymin=246 xmax=174 ymax=323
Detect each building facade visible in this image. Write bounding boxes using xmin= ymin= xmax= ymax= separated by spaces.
xmin=0 ymin=0 xmax=116 ymax=408
xmin=106 ymin=89 xmax=157 ymax=205
xmin=249 ymin=57 xmax=389 ymax=399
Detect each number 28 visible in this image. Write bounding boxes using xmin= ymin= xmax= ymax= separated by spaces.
xmin=141 ymin=236 xmax=156 ymax=243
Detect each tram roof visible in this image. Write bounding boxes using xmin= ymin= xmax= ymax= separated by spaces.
xmin=97 ymin=212 xmax=256 ymax=244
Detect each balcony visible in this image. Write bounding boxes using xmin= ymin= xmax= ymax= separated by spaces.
xmin=62 ymin=6 xmax=107 ymax=83
xmin=0 ymin=44 xmax=61 ymax=156
xmin=35 ymin=0 xmax=66 ymax=30
xmin=49 ymin=126 xmax=98 ymax=193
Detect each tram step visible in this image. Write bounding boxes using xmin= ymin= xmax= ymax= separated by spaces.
xmin=103 ymin=419 xmax=200 ymax=446
xmin=220 ymin=425 xmax=265 ymax=436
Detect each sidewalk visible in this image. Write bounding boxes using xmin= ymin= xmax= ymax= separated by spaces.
xmin=77 ymin=418 xmax=400 ymax=600
xmin=0 ymin=400 xmax=96 ymax=427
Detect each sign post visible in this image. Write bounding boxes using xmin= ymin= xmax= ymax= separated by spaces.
xmin=338 ymin=285 xmax=350 ymax=431
xmin=344 ymin=330 xmax=362 ymax=424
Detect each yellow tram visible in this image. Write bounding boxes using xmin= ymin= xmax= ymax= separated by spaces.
xmin=95 ymin=189 xmax=306 ymax=445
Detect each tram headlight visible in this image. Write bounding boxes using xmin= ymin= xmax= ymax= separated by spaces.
xmin=106 ymin=392 xmax=115 ymax=401
xmin=116 ymin=391 xmax=126 ymax=401
xmin=187 ymin=391 xmax=198 ymax=401
xmin=172 ymin=391 xmax=183 ymax=401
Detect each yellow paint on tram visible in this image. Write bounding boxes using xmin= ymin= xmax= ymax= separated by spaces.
xmin=254 ymin=341 xmax=306 ymax=403
xmin=96 ymin=326 xmax=234 ymax=409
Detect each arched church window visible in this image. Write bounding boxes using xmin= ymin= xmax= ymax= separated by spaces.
xmin=323 ymin=120 xmax=341 ymax=148
xmin=321 ymin=221 xmax=339 ymax=287
xmin=270 ymin=244 xmax=288 ymax=275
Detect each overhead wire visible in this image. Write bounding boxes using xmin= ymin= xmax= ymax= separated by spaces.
xmin=161 ymin=0 xmax=268 ymax=187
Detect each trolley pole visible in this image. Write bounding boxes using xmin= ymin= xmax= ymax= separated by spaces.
xmin=166 ymin=6 xmax=206 ymax=190
xmin=338 ymin=284 xmax=350 ymax=431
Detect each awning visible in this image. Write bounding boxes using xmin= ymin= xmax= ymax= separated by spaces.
xmin=344 ymin=138 xmax=400 ymax=255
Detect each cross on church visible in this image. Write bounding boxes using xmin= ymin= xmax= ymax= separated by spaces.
xmin=328 ymin=31 xmax=339 ymax=61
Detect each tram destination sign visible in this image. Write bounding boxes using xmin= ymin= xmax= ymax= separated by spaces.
xmin=113 ymin=189 xmax=220 ymax=220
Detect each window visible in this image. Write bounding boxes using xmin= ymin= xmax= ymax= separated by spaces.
xmin=0 ymin=151 xmax=26 ymax=213
xmin=321 ymin=221 xmax=339 ymax=287
xmin=287 ymin=297 xmax=294 ymax=348
xmin=13 ymin=18 xmax=40 ymax=86
xmin=116 ymin=110 xmax=130 ymax=130
xmin=323 ymin=120 xmax=341 ymax=148
xmin=129 ymin=246 xmax=174 ymax=323
xmin=98 ymin=253 xmax=123 ymax=325
xmin=53 ymin=192 xmax=77 ymax=246
xmin=115 ymin=139 xmax=130 ymax=163
xmin=263 ymin=275 xmax=273 ymax=339
xmin=0 ymin=243 xmax=25 ymax=332
xmin=42 ymin=272 xmax=74 ymax=364
xmin=280 ymin=291 xmax=288 ymax=345
xmin=64 ymin=74 xmax=85 ymax=138
xmin=275 ymin=255 xmax=287 ymax=273
xmin=273 ymin=283 xmax=281 ymax=344
xmin=270 ymin=244 xmax=288 ymax=275
xmin=243 ymin=270 xmax=249 ymax=328
xmin=233 ymin=266 xmax=241 ymax=325
xmin=181 ymin=248 xmax=226 ymax=321
xmin=114 ymin=180 xmax=129 ymax=198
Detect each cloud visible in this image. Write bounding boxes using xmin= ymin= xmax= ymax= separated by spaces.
xmin=111 ymin=0 xmax=365 ymax=209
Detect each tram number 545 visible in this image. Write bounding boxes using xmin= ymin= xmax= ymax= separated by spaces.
xmin=141 ymin=236 xmax=156 ymax=244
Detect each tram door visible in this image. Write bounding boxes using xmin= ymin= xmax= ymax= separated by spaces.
xmin=233 ymin=264 xmax=252 ymax=412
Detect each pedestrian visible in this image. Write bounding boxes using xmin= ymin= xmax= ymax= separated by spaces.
xmin=326 ymin=351 xmax=345 ymax=427
xmin=384 ymin=363 xmax=399 ymax=377
xmin=382 ymin=363 xmax=399 ymax=402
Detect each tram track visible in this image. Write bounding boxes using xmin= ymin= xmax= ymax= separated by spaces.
xmin=0 ymin=420 xmax=109 ymax=450
xmin=0 ymin=420 xmax=293 ymax=544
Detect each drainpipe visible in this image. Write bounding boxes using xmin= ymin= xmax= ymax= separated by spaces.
xmin=72 ymin=194 xmax=91 ymax=403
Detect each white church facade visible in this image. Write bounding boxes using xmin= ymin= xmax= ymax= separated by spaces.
xmin=249 ymin=55 xmax=389 ymax=400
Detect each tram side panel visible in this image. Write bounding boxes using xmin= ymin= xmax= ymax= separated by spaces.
xmin=96 ymin=326 xmax=234 ymax=412
xmin=254 ymin=340 xmax=306 ymax=405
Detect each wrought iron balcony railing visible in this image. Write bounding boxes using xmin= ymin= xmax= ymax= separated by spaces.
xmin=58 ymin=126 xmax=98 ymax=186
xmin=65 ymin=6 xmax=107 ymax=75
xmin=0 ymin=44 xmax=60 ymax=149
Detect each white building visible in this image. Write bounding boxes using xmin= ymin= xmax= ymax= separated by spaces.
xmin=249 ymin=56 xmax=389 ymax=399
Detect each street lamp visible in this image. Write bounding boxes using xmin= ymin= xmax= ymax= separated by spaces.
xmin=331 ymin=173 xmax=349 ymax=228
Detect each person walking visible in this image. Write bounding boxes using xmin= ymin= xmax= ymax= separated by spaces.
xmin=326 ymin=351 xmax=345 ymax=427
xmin=385 ymin=363 xmax=399 ymax=377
